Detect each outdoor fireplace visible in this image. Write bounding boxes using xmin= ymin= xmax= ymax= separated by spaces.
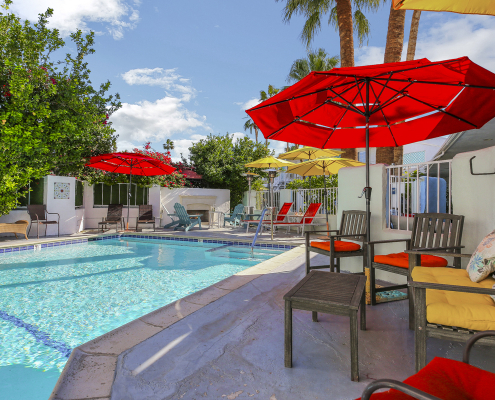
xmin=179 ymin=195 xmax=217 ymax=224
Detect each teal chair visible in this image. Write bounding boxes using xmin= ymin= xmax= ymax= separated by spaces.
xmin=224 ymin=204 xmax=245 ymax=227
xmin=173 ymin=203 xmax=202 ymax=231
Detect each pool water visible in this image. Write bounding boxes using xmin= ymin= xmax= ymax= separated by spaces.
xmin=0 ymin=239 xmax=285 ymax=400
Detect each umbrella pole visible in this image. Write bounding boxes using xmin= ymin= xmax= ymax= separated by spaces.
xmin=324 ymin=168 xmax=329 ymax=233
xmin=127 ymin=166 xmax=132 ymax=230
xmin=365 ymin=78 xmax=371 ymax=243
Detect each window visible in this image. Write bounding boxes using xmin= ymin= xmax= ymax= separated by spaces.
xmin=75 ymin=180 xmax=84 ymax=207
xmin=18 ymin=179 xmax=44 ymax=208
xmin=93 ymin=183 xmax=148 ymax=207
xmin=403 ymin=151 xmax=426 ymax=164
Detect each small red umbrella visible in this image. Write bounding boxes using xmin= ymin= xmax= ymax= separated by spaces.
xmin=86 ymin=152 xmax=175 ymax=229
xmin=246 ymin=57 xmax=495 ymax=240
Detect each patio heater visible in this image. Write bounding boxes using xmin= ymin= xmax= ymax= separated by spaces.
xmin=264 ymin=169 xmax=277 ymax=208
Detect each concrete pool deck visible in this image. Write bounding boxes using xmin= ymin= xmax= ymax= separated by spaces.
xmin=47 ymin=241 xmax=495 ymax=399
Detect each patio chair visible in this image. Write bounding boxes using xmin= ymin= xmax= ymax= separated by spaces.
xmin=368 ymin=213 xmax=464 ymax=328
xmin=223 ymin=204 xmax=245 ymax=227
xmin=98 ymin=204 xmax=124 ymax=232
xmin=357 ymin=331 xmax=495 ymax=400
xmin=27 ymin=205 xmax=60 ymax=239
xmin=265 ymin=202 xmax=322 ymax=236
xmin=409 ymin=251 xmax=495 ymax=372
xmin=135 ymin=205 xmax=155 ymax=231
xmin=262 ymin=202 xmax=293 ymax=223
xmin=306 ymin=210 xmax=367 ymax=274
xmin=173 ymin=203 xmax=202 ymax=231
xmin=162 ymin=203 xmax=180 ymax=229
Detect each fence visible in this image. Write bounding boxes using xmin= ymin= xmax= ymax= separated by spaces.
xmin=291 ymin=188 xmax=338 ymax=215
xmin=256 ymin=190 xmax=280 ymax=210
xmin=385 ymin=159 xmax=453 ymax=231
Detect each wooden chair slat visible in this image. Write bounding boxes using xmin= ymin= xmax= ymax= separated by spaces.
xmin=433 ymin=218 xmax=444 ymax=249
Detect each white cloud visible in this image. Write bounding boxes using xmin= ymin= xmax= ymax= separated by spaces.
xmin=235 ymin=98 xmax=261 ymax=111
xmin=10 ymin=0 xmax=140 ymax=40
xmin=172 ymin=134 xmax=208 ymax=161
xmin=121 ymin=68 xmax=194 ymax=97
xmin=111 ymin=96 xmax=210 ymax=160
xmin=356 ymin=15 xmax=495 ymax=72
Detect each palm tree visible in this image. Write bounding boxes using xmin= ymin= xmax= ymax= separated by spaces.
xmin=259 ymin=85 xmax=282 ymax=147
xmin=287 ymin=48 xmax=339 ymax=83
xmin=277 ymin=0 xmax=380 ymax=68
xmin=243 ymin=118 xmax=259 ymax=143
xmin=406 ymin=10 xmax=421 ymax=61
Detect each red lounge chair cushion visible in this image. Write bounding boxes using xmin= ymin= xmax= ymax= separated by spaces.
xmin=310 ymin=241 xmax=361 ymax=252
xmin=356 ymin=357 xmax=495 ymax=400
xmin=374 ymin=252 xmax=447 ymax=269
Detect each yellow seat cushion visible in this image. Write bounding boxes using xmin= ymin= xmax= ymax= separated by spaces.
xmin=412 ymin=267 xmax=495 ymax=331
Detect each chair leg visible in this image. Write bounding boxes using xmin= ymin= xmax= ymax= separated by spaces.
xmin=414 ymin=287 xmax=427 ymax=373
xmin=330 ymin=252 xmax=335 ymax=272
xmin=312 ymin=311 xmax=318 ymax=322
xmin=37 ymin=222 xmax=39 ymax=240
xmin=370 ymin=265 xmax=377 ymax=306
xmin=28 ymin=222 xmax=32 ymax=237
xmin=408 ymin=275 xmax=415 ymax=330
xmin=336 ymin=257 xmax=340 ymax=273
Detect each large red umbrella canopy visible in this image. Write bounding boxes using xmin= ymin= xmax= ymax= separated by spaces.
xmin=246 ymin=57 xmax=495 ymax=149
xmin=86 ymin=152 xmax=175 ymax=176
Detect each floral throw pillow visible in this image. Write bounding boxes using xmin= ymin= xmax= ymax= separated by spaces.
xmin=467 ymin=230 xmax=495 ymax=283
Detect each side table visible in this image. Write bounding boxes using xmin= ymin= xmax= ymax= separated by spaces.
xmin=284 ymin=271 xmax=367 ymax=381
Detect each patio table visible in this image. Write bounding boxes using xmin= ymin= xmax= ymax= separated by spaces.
xmin=209 ymin=211 xmax=224 ymax=229
xmin=284 ymin=271 xmax=367 ymax=381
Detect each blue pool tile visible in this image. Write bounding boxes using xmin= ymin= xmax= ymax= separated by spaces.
xmin=5 ymin=248 xmax=11 ymax=253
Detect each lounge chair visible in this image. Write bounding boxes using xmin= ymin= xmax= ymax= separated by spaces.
xmin=357 ymin=331 xmax=495 ymax=399
xmin=368 ymin=213 xmax=464 ymax=328
xmin=98 ymin=204 xmax=123 ymax=232
xmin=265 ymin=202 xmax=322 ymax=236
xmin=173 ymin=203 xmax=202 ymax=231
xmin=162 ymin=203 xmax=180 ymax=229
xmin=27 ymin=205 xmax=60 ymax=239
xmin=306 ymin=210 xmax=367 ymax=274
xmin=223 ymin=204 xmax=245 ymax=227
xmin=136 ymin=205 xmax=155 ymax=231
xmin=262 ymin=202 xmax=293 ymax=223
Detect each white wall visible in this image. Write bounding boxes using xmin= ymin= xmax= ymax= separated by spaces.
xmin=160 ymin=188 xmax=230 ymax=226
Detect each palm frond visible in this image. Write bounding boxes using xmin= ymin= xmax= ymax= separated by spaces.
xmin=353 ymin=9 xmax=371 ymax=47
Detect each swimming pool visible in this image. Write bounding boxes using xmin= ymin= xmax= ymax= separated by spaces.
xmin=0 ymin=237 xmax=287 ymax=400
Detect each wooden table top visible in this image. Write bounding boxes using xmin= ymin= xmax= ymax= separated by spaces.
xmin=284 ymin=271 xmax=366 ymax=310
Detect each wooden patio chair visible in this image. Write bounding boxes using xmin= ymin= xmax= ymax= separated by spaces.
xmin=27 ymin=205 xmax=60 ymax=239
xmin=98 ymin=204 xmax=124 ymax=232
xmin=368 ymin=213 xmax=464 ymax=328
xmin=306 ymin=210 xmax=367 ymax=274
xmin=136 ymin=204 xmax=155 ymax=231
xmin=223 ymin=204 xmax=245 ymax=227
xmin=357 ymin=331 xmax=495 ymax=400
xmin=173 ymin=203 xmax=202 ymax=231
xmin=409 ymin=250 xmax=495 ymax=372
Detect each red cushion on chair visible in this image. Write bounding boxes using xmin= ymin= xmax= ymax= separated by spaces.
xmin=374 ymin=252 xmax=447 ymax=269
xmin=310 ymin=240 xmax=361 ymax=252
xmin=355 ymin=357 xmax=495 ymax=399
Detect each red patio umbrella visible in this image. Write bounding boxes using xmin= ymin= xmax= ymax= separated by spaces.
xmin=246 ymin=57 xmax=495 ymax=241
xmin=86 ymin=152 xmax=175 ymax=229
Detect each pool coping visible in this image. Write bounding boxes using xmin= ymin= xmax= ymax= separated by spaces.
xmin=46 ymin=238 xmax=306 ymax=400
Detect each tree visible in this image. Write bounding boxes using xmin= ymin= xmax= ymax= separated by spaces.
xmin=0 ymin=1 xmax=121 ymax=215
xmin=377 ymin=0 xmax=406 ymax=166
xmin=287 ymin=48 xmax=339 ymax=83
xmin=406 ymin=10 xmax=421 ymax=61
xmin=163 ymin=139 xmax=175 ymax=151
xmin=277 ymin=0 xmax=380 ymax=68
xmin=188 ymin=134 xmax=272 ymax=206
xmin=243 ymin=118 xmax=259 ymax=143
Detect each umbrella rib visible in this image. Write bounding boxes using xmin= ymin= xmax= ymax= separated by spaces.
xmin=321 ymin=87 xmax=364 ymax=149
xmin=370 ymin=84 xmax=399 ymax=147
xmin=354 ymin=77 xmax=366 ymax=109
xmin=370 ymin=81 xmax=414 ymax=115
xmin=370 ymin=75 xmax=392 ymax=113
xmin=373 ymin=58 xmax=467 ymax=78
xmin=371 ymin=80 xmax=478 ymax=128
xmin=371 ymin=77 xmax=495 ymax=90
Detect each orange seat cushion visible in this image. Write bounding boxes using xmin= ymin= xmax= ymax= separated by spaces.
xmin=310 ymin=240 xmax=361 ymax=252
xmin=356 ymin=357 xmax=495 ymax=400
xmin=374 ymin=252 xmax=447 ymax=269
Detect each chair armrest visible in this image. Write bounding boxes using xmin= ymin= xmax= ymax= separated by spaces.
xmin=366 ymin=238 xmax=411 ymax=246
xmin=405 ymin=249 xmax=471 ymax=258
xmin=47 ymin=212 xmax=60 ymax=222
xmin=361 ymin=379 xmax=440 ymax=400
xmin=409 ymin=281 xmax=495 ymax=296
xmin=328 ymin=234 xmax=366 ymax=240
xmin=305 ymin=230 xmax=340 ymax=234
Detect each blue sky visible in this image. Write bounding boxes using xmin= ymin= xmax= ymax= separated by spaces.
xmin=10 ymin=0 xmax=495 ymax=160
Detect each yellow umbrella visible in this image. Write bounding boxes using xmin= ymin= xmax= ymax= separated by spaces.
xmin=393 ymin=0 xmax=495 ymax=15
xmin=244 ymin=156 xmax=295 ymax=168
xmin=287 ymin=158 xmax=365 ymax=229
xmin=278 ymin=146 xmax=344 ymax=161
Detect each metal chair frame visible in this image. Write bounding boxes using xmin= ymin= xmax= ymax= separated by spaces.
xmin=27 ymin=205 xmax=60 ymax=239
